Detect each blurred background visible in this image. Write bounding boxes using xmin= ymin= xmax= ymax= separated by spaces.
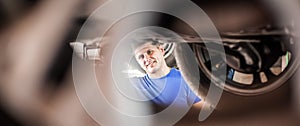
xmin=0 ymin=0 xmax=300 ymax=126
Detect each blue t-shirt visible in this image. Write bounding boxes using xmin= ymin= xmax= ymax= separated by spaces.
xmin=131 ymin=68 xmax=201 ymax=108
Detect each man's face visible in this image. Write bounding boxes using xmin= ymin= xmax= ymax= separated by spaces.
xmin=134 ymin=43 xmax=165 ymax=74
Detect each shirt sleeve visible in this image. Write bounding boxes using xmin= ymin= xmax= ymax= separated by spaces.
xmin=185 ymin=84 xmax=201 ymax=105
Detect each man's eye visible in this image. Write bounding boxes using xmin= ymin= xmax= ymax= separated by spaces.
xmin=138 ymin=55 xmax=144 ymax=59
xmin=147 ymin=50 xmax=153 ymax=55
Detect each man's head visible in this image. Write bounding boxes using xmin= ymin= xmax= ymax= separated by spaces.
xmin=133 ymin=39 xmax=167 ymax=75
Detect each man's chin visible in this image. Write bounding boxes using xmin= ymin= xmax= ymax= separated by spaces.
xmin=146 ymin=68 xmax=156 ymax=74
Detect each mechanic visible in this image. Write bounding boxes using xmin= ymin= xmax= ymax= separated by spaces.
xmin=130 ymin=38 xmax=202 ymax=110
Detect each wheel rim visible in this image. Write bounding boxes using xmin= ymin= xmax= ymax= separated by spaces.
xmin=192 ymin=30 xmax=298 ymax=96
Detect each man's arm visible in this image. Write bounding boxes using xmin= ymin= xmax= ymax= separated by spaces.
xmin=192 ymin=100 xmax=203 ymax=110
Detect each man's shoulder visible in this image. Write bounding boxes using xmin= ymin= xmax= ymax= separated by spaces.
xmin=169 ymin=68 xmax=182 ymax=77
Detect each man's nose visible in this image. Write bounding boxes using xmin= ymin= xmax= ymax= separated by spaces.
xmin=142 ymin=54 xmax=151 ymax=64
xmin=143 ymin=53 xmax=151 ymax=60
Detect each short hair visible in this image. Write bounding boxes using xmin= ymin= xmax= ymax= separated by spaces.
xmin=130 ymin=38 xmax=163 ymax=52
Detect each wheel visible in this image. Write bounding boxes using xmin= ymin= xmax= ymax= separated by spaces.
xmin=191 ymin=25 xmax=299 ymax=96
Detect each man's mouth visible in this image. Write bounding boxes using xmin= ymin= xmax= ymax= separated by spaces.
xmin=146 ymin=61 xmax=157 ymax=69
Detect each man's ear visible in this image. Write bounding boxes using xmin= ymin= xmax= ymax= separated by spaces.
xmin=158 ymin=46 xmax=165 ymax=55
